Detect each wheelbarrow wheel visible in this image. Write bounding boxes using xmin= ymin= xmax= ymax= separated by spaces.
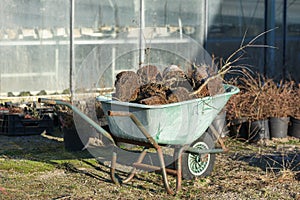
xmin=178 ymin=131 xmax=216 ymax=180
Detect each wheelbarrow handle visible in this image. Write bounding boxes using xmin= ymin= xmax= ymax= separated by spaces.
xmin=38 ymin=98 xmax=116 ymax=145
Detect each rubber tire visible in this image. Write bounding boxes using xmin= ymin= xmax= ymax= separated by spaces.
xmin=179 ymin=131 xmax=216 ymax=180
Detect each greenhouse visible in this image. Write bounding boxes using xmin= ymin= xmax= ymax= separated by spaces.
xmin=0 ymin=0 xmax=299 ymax=96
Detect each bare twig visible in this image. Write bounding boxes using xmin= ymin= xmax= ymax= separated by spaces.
xmin=192 ymin=28 xmax=277 ymax=96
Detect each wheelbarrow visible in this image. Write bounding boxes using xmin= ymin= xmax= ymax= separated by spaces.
xmin=38 ymin=84 xmax=239 ymax=195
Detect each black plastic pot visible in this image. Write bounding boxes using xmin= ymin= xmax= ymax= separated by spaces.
xmin=249 ymin=119 xmax=270 ymax=141
xmin=289 ymin=117 xmax=300 ymax=138
xmin=228 ymin=118 xmax=249 ymax=140
xmin=269 ymin=117 xmax=290 ymax=138
xmin=63 ymin=127 xmax=84 ymax=152
xmin=229 ymin=118 xmax=270 ymax=142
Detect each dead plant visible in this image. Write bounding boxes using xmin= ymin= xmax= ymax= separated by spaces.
xmin=264 ymin=79 xmax=294 ymax=118
xmin=226 ymin=69 xmax=295 ymax=122
xmin=291 ymin=83 xmax=300 ymax=120
xmin=226 ymin=70 xmax=272 ymax=122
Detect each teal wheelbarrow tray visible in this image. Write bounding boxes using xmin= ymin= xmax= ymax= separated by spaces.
xmin=39 ymin=84 xmax=239 ymax=195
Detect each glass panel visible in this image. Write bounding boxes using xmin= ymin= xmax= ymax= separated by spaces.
xmin=144 ymin=0 xmax=205 ymax=41
xmin=74 ymin=0 xmax=140 ymax=91
xmin=144 ymin=0 xmax=202 ymax=26
xmin=74 ymin=0 xmax=207 ymax=92
xmin=208 ymin=0 xmax=265 ymax=38
xmin=0 ymin=0 xmax=69 ymax=96
xmin=206 ymin=0 xmax=265 ymax=74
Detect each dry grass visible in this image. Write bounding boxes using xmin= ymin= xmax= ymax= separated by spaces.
xmin=0 ymin=130 xmax=299 ymax=200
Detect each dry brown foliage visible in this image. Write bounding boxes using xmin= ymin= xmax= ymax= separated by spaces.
xmin=264 ymin=79 xmax=294 ymax=118
xmin=226 ymin=70 xmax=271 ymax=121
xmin=226 ymin=70 xmax=295 ymax=121
xmin=290 ymin=83 xmax=300 ymax=119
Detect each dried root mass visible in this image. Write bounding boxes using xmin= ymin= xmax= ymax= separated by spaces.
xmin=114 ymin=64 xmax=223 ymax=105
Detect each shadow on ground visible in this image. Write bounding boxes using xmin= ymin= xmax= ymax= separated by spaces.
xmin=230 ymin=150 xmax=300 ymax=180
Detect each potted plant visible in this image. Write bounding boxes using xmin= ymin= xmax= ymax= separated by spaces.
xmin=289 ymin=83 xmax=300 ymax=138
xmin=226 ymin=88 xmax=249 ymax=140
xmin=54 ymin=99 xmax=110 ymax=152
xmin=265 ymin=79 xmax=293 ymax=138
xmin=54 ymin=105 xmax=85 ymax=152
xmin=226 ymin=71 xmax=271 ymax=142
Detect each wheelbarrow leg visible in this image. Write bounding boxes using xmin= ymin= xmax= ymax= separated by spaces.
xmin=175 ymin=146 xmax=186 ymax=192
xmin=110 ymin=151 xmax=120 ymax=185
xmin=123 ymin=148 xmax=148 ymax=184
xmin=156 ymin=146 xmax=174 ymax=195
xmin=110 ymin=147 xmax=149 ymax=185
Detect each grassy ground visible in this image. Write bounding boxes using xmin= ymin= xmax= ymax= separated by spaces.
xmin=0 ymin=130 xmax=299 ymax=200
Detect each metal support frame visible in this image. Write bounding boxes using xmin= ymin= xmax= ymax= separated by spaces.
xmin=70 ymin=0 xmax=75 ymax=98
xmin=108 ymin=111 xmax=177 ymax=195
xmin=282 ymin=0 xmax=287 ymax=80
xmin=264 ymin=0 xmax=276 ymax=77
